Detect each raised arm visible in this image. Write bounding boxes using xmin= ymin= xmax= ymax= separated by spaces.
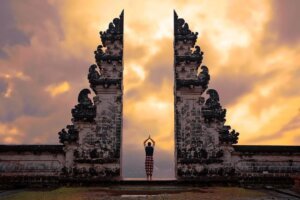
xmin=143 ymin=135 xmax=150 ymax=146
xmin=149 ymin=137 xmax=155 ymax=147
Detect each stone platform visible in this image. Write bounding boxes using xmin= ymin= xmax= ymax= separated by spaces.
xmin=1 ymin=186 xmax=300 ymax=200
xmin=0 ymin=177 xmax=295 ymax=190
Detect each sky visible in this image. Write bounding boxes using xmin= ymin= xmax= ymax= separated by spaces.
xmin=0 ymin=0 xmax=300 ymax=178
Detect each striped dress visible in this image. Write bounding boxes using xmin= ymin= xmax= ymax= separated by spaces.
xmin=145 ymin=146 xmax=154 ymax=176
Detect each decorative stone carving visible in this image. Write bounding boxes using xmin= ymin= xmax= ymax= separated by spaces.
xmin=58 ymin=125 xmax=79 ymax=144
xmin=100 ymin=10 xmax=124 ymax=46
xmin=66 ymin=166 xmax=120 ymax=178
xmin=176 ymin=65 xmax=210 ymax=90
xmin=174 ymin=11 xmax=198 ymax=46
xmin=94 ymin=45 xmax=104 ymax=66
xmin=66 ymin=11 xmax=124 ymax=180
xmin=94 ymin=45 xmax=122 ymax=66
xmin=175 ymin=45 xmax=204 ymax=64
xmin=2 ymin=10 xmax=300 ymax=186
xmin=174 ymin=11 xmax=238 ymax=179
xmin=89 ymin=11 xmax=123 ymax=91
xmin=177 ymin=164 xmax=236 ymax=178
xmin=88 ymin=64 xmax=101 ymax=83
xmin=198 ymin=65 xmax=210 ymax=89
xmin=202 ymin=89 xmax=226 ymax=123
xmin=174 ymin=11 xmax=208 ymax=91
xmin=71 ymin=89 xmax=96 ymax=122
xmin=219 ymin=126 xmax=239 ymax=144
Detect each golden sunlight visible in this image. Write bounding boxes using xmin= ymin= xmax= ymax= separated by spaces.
xmin=46 ymin=81 xmax=70 ymax=97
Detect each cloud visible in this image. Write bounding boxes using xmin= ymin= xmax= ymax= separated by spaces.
xmin=210 ymin=73 xmax=255 ymax=107
xmin=0 ymin=123 xmax=23 ymax=144
xmin=268 ymin=0 xmax=300 ymax=45
xmin=10 ymin=0 xmax=64 ymax=40
xmin=0 ymin=0 xmax=300 ymax=179
xmin=0 ymin=78 xmax=8 ymax=95
xmin=245 ymin=112 xmax=300 ymax=144
xmin=0 ymin=0 xmax=30 ymax=58
xmin=0 ymin=79 xmax=53 ymax=122
xmin=46 ymin=81 xmax=70 ymax=97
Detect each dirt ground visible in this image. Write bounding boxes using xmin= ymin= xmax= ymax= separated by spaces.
xmin=0 ymin=186 xmax=299 ymax=200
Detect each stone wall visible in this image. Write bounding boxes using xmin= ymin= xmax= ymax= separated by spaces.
xmin=0 ymin=145 xmax=65 ymax=184
xmin=232 ymin=145 xmax=300 ymax=176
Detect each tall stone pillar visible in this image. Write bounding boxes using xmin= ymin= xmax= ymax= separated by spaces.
xmin=174 ymin=11 xmax=239 ymax=180
xmin=59 ymin=11 xmax=123 ymax=181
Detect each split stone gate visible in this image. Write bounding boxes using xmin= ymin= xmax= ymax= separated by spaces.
xmin=0 ymin=11 xmax=299 ymax=184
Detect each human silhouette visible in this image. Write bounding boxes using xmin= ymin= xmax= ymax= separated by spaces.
xmin=143 ymin=135 xmax=155 ymax=181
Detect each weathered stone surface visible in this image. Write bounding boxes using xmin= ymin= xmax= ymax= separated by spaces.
xmin=66 ymin=11 xmax=124 ymax=180
xmin=174 ymin=11 xmax=300 ymax=181
xmin=0 ymin=145 xmax=65 ymax=177
xmin=0 ymin=11 xmax=124 ymax=183
xmin=0 ymin=11 xmax=300 ymax=186
xmin=174 ymin=11 xmax=229 ymax=179
xmin=58 ymin=125 xmax=79 ymax=144
xmin=71 ymin=89 xmax=96 ymax=122
xmin=89 ymin=11 xmax=123 ymax=93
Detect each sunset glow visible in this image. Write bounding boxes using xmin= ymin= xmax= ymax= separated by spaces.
xmin=0 ymin=0 xmax=299 ymax=178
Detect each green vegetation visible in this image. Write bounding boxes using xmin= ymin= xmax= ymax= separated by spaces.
xmin=1 ymin=187 xmax=87 ymax=200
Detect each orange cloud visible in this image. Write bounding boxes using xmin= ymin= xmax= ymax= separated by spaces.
xmin=46 ymin=81 xmax=70 ymax=97
xmin=0 ymin=123 xmax=23 ymax=144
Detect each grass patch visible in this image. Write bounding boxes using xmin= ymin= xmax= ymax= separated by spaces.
xmin=1 ymin=187 xmax=88 ymax=200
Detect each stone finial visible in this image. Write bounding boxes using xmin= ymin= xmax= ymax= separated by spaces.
xmin=202 ymin=89 xmax=226 ymax=123
xmin=174 ymin=10 xmax=198 ymax=46
xmin=100 ymin=10 xmax=124 ymax=47
xmin=219 ymin=126 xmax=239 ymax=144
xmin=90 ymin=11 xmax=123 ymax=91
xmin=58 ymin=125 xmax=79 ymax=144
xmin=174 ymin=11 xmax=207 ymax=91
xmin=88 ymin=64 xmax=100 ymax=83
xmin=71 ymin=89 xmax=96 ymax=122
xmin=198 ymin=65 xmax=210 ymax=88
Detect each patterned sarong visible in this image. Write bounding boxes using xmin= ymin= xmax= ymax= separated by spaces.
xmin=145 ymin=156 xmax=153 ymax=176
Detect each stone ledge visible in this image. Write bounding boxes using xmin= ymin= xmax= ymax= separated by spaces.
xmin=233 ymin=145 xmax=300 ymax=154
xmin=0 ymin=145 xmax=64 ymax=154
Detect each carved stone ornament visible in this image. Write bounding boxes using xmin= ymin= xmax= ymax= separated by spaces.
xmin=100 ymin=10 xmax=124 ymax=46
xmin=58 ymin=125 xmax=79 ymax=144
xmin=94 ymin=45 xmax=122 ymax=67
xmin=176 ymin=65 xmax=210 ymax=90
xmin=175 ymin=45 xmax=204 ymax=65
xmin=71 ymin=89 xmax=96 ymax=122
xmin=219 ymin=125 xmax=239 ymax=144
xmin=174 ymin=10 xmax=198 ymax=46
xmin=88 ymin=64 xmax=100 ymax=83
xmin=198 ymin=65 xmax=210 ymax=87
xmin=63 ymin=166 xmax=120 ymax=178
xmin=202 ymin=89 xmax=226 ymax=123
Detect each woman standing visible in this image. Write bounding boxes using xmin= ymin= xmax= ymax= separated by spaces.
xmin=143 ymin=135 xmax=155 ymax=181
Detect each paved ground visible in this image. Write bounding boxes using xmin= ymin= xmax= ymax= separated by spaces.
xmin=0 ymin=186 xmax=299 ymax=200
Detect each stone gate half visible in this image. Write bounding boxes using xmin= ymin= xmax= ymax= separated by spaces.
xmin=0 ymin=11 xmax=124 ymax=183
xmin=61 ymin=10 xmax=124 ymax=180
xmin=174 ymin=11 xmax=300 ymax=181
